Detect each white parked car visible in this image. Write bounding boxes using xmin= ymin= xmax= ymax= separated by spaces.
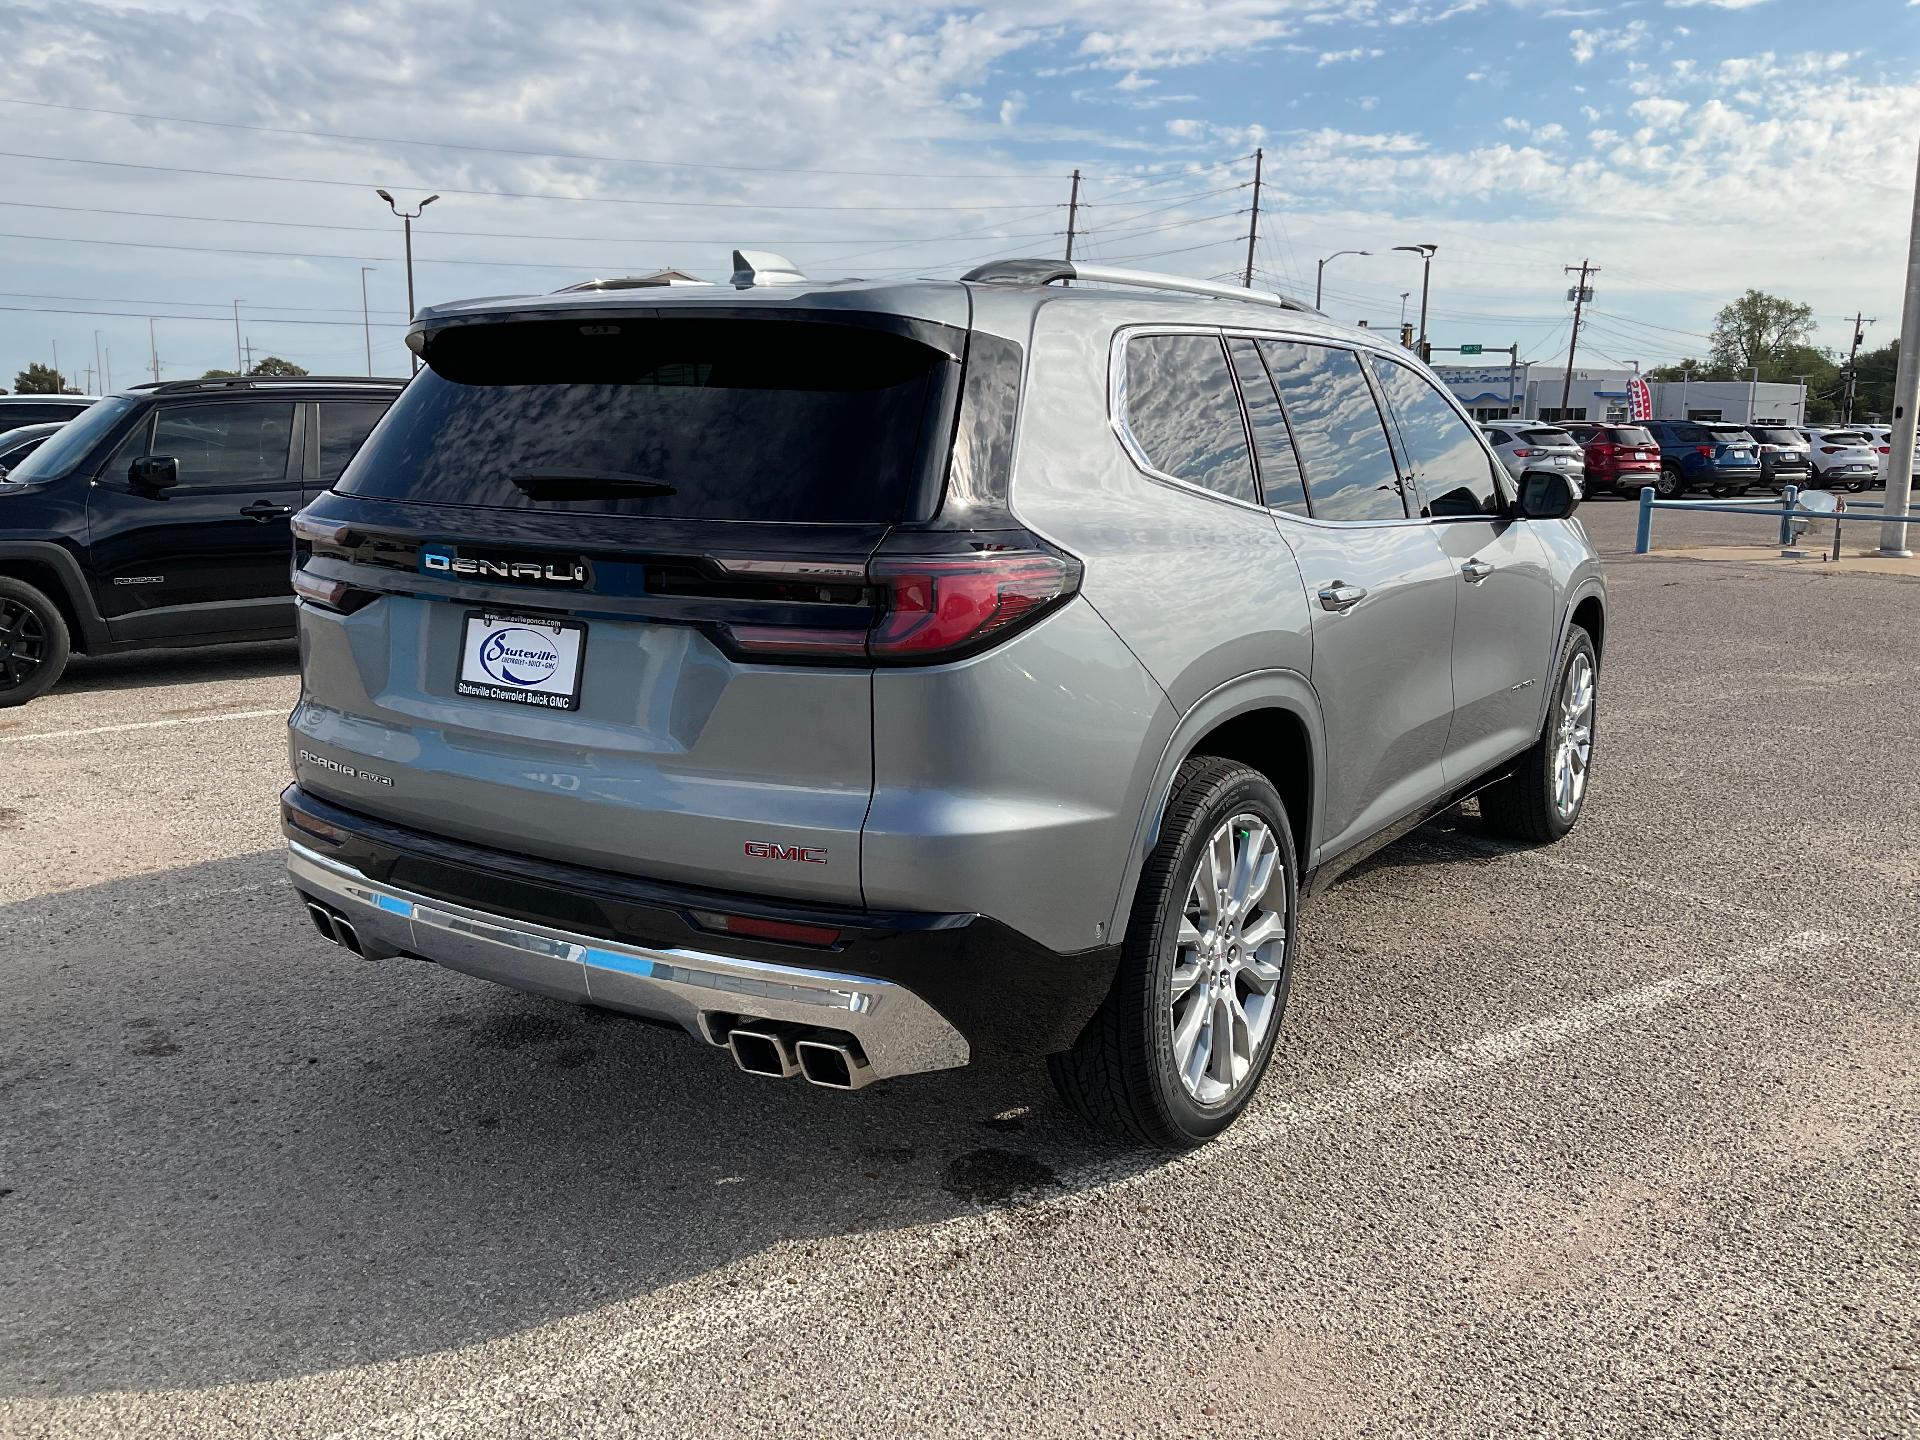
xmin=1799 ymin=427 xmax=1880 ymax=492
xmin=1481 ymin=421 xmax=1584 ymax=481
xmin=1859 ymin=425 xmax=1920 ymax=483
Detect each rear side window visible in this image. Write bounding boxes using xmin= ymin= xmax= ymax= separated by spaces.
xmin=150 ymin=402 xmax=294 ymax=486
xmin=1122 ymin=333 xmax=1257 ymax=504
xmin=1258 ymin=341 xmax=1405 ymax=522
xmin=1226 ymin=339 xmax=1308 ymax=515
xmin=340 ymin=318 xmax=950 ymax=522
xmin=1371 ymin=357 xmax=1505 ymax=517
xmin=317 ymin=400 xmax=390 ymax=482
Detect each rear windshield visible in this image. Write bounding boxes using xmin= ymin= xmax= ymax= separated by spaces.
xmin=1522 ymin=428 xmax=1576 ymax=447
xmin=1819 ymin=432 xmax=1868 ymax=445
xmin=339 ymin=318 xmax=951 ymax=522
xmin=1751 ymin=427 xmax=1802 ymax=445
xmin=1602 ymin=427 xmax=1654 ymax=446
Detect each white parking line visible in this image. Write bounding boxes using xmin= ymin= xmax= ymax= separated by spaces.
xmin=0 ymin=708 xmax=285 ymax=743
xmin=320 ymin=927 xmax=1846 ymax=1440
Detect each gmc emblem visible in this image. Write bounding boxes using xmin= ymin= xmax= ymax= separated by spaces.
xmin=744 ymin=841 xmax=829 ymax=864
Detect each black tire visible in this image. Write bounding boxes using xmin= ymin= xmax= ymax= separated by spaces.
xmin=1655 ymin=466 xmax=1685 ymax=500
xmin=1847 ymin=477 xmax=1870 ymax=493
xmin=0 ymin=576 xmax=70 ymax=707
xmin=1481 ymin=626 xmax=1597 ymax=845
xmin=1048 ymin=756 xmax=1299 ymax=1150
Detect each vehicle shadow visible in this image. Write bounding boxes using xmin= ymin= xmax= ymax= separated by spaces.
xmin=54 ymin=639 xmax=299 ymax=696
xmin=0 ymin=849 xmax=1153 ymax=1399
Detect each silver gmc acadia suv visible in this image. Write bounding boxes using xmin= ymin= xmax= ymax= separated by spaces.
xmin=284 ymin=255 xmax=1604 ymax=1149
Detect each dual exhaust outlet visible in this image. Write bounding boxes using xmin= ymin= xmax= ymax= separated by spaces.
xmin=704 ymin=1016 xmax=877 ymax=1091
xmin=305 ymin=900 xmax=367 ymax=958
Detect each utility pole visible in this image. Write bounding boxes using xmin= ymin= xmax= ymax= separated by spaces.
xmin=1878 ymin=136 xmax=1919 ymax=557
xmin=1842 ymin=312 xmax=1874 ymax=422
xmin=359 ymin=267 xmax=377 ymax=376
xmin=51 ymin=341 xmax=58 ymax=390
xmin=232 ymin=300 xmax=244 ymax=373
xmin=93 ymin=330 xmax=104 ymax=397
xmin=104 ymin=349 xmax=112 ymax=392
xmin=1063 ymin=169 xmax=1081 ymax=263
xmin=149 ymin=319 xmax=160 ymax=382
xmin=1242 ymin=148 xmax=1264 ymax=289
xmin=243 ymin=338 xmax=255 ymax=375
xmin=1560 ymin=259 xmax=1599 ymax=419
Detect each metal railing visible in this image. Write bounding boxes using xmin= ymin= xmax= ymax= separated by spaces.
xmin=1633 ymin=485 xmax=1920 ymax=558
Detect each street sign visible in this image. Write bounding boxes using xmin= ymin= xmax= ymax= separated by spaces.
xmin=1459 ymin=343 xmax=1482 ymax=355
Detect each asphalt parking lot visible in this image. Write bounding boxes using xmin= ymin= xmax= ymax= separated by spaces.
xmin=1 ymin=500 xmax=1915 ymax=1439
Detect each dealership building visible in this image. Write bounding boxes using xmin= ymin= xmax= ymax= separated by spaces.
xmin=1434 ymin=363 xmax=1807 ymax=427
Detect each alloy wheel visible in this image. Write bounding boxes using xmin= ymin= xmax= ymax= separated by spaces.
xmin=1553 ymin=651 xmax=1595 ymax=818
xmin=0 ymin=596 xmax=48 ymax=692
xmin=1169 ymin=815 xmax=1288 ymax=1106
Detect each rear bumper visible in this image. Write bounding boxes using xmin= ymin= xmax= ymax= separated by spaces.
xmin=281 ymin=784 xmax=1118 ymax=1072
xmin=289 ymin=840 xmax=969 ymax=1081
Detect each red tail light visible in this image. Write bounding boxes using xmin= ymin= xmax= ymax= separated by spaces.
xmin=690 ymin=910 xmax=841 ymax=948
xmin=1512 ymin=447 xmax=1537 ymax=459
xmin=724 ymin=546 xmax=1081 ymax=665
xmin=1696 ymin=444 xmax=1714 ymax=456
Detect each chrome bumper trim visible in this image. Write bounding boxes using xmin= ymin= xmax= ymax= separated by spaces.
xmin=286 ymin=842 xmax=970 ymax=1080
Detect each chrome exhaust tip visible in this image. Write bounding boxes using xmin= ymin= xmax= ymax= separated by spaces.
xmin=728 ymin=1027 xmax=801 ymax=1079
xmin=795 ymin=1038 xmax=875 ymax=1091
xmin=304 ymin=899 xmax=369 ymax=959
xmin=305 ymin=902 xmax=338 ymax=942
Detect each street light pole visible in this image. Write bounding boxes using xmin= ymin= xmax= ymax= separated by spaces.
xmin=1878 ymin=135 xmax=1920 ymax=557
xmin=1394 ymin=243 xmax=1438 ymax=357
xmin=359 ymin=267 xmax=377 ymax=377
xmin=377 ymin=189 xmax=440 ymax=373
xmin=1313 ymin=249 xmax=1371 ymax=310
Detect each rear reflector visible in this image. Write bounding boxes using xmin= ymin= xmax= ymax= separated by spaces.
xmin=690 ymin=910 xmax=842 ymax=948
xmin=292 ymin=569 xmax=352 ymax=609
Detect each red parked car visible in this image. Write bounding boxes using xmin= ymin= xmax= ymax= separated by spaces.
xmin=1578 ymin=423 xmax=1662 ymax=495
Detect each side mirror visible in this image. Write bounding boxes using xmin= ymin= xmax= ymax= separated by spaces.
xmin=128 ymin=455 xmax=179 ymax=491
xmin=1515 ymin=467 xmax=1579 ymax=520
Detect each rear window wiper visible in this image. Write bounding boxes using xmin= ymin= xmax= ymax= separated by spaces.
xmin=509 ymin=470 xmax=677 ymax=501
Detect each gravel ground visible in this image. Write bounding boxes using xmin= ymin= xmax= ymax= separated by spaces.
xmin=1 ymin=499 xmax=1914 ymax=1438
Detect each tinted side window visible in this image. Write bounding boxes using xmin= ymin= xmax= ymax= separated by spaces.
xmin=1122 ymin=333 xmax=1256 ymax=504
xmin=1257 ymin=341 xmax=1405 ymax=521
xmin=1226 ymin=339 xmax=1308 ymax=515
xmin=318 ymin=400 xmax=390 ymax=482
xmin=150 ymin=402 xmax=294 ymax=486
xmin=1371 ymin=357 xmax=1506 ymax=517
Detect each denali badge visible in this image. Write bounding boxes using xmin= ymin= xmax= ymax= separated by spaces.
xmin=744 ymin=841 xmax=829 ymax=864
xmin=423 ymin=551 xmax=588 ymax=585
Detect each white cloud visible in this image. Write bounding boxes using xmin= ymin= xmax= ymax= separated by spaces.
xmin=998 ymin=91 xmax=1026 ymax=126
xmin=1571 ymin=19 xmax=1647 ymax=64
xmin=1630 ymin=96 xmax=1690 ymax=130
xmin=1666 ymin=0 xmax=1773 ymax=9
xmin=1317 ymin=46 xmax=1385 ymax=66
xmin=1113 ymin=70 xmax=1155 ymax=91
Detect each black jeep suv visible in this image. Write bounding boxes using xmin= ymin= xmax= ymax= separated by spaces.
xmin=0 ymin=375 xmax=402 ymax=705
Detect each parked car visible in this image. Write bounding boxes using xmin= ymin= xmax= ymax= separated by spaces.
xmin=0 ymin=421 xmax=66 ymax=476
xmin=0 ymin=374 xmax=403 ymax=704
xmin=1859 ymin=424 xmax=1920 ymax=484
xmin=1740 ymin=424 xmax=1812 ymax=493
xmin=1576 ymin=422 xmax=1660 ymax=495
xmin=1481 ymin=421 xmax=1584 ymax=482
xmin=1799 ymin=426 xmax=1879 ymax=493
xmin=0 ymin=393 xmax=98 ymax=441
xmin=283 ymin=255 xmax=1606 ymax=1150
xmin=1642 ymin=420 xmax=1763 ymax=498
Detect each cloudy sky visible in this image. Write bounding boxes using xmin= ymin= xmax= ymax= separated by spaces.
xmin=0 ymin=0 xmax=1915 ymax=388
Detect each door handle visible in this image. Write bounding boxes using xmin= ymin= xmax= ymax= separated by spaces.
xmin=240 ymin=502 xmax=294 ymax=522
xmin=1317 ymin=582 xmax=1368 ymax=613
xmin=1460 ymin=559 xmax=1495 ymax=584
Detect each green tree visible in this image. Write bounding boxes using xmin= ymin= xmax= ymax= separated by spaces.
xmin=248 ymin=355 xmax=308 ymax=377
xmin=13 ymin=362 xmax=71 ymax=394
xmin=200 ymin=368 xmax=241 ymax=379
xmin=1709 ymin=289 xmax=1816 ymax=376
xmin=1850 ymin=339 xmax=1900 ymax=421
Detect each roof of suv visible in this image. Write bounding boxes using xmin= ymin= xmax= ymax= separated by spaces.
xmin=0 ymin=393 xmax=98 ymax=404
xmin=115 ymin=376 xmax=406 ymax=399
xmin=407 ymin=257 xmax=1378 ymax=355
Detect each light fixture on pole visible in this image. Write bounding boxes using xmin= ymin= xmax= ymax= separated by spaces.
xmin=1393 ymin=243 xmax=1438 ymax=356
xmin=376 ymin=189 xmax=439 ymax=372
xmin=1313 ymin=249 xmax=1371 ymax=310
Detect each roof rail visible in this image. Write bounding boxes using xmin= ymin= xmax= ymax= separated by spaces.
xmin=961 ymin=259 xmax=1322 ymax=316
xmin=128 ymin=375 xmax=407 ymax=395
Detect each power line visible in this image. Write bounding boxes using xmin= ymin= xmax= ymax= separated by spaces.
xmin=0 ymin=148 xmax=1062 ymax=211
xmin=0 ymin=196 xmax=1062 ymax=247
xmin=0 ymin=95 xmax=1067 ymax=182
xmin=0 ymin=302 xmax=408 ymax=328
